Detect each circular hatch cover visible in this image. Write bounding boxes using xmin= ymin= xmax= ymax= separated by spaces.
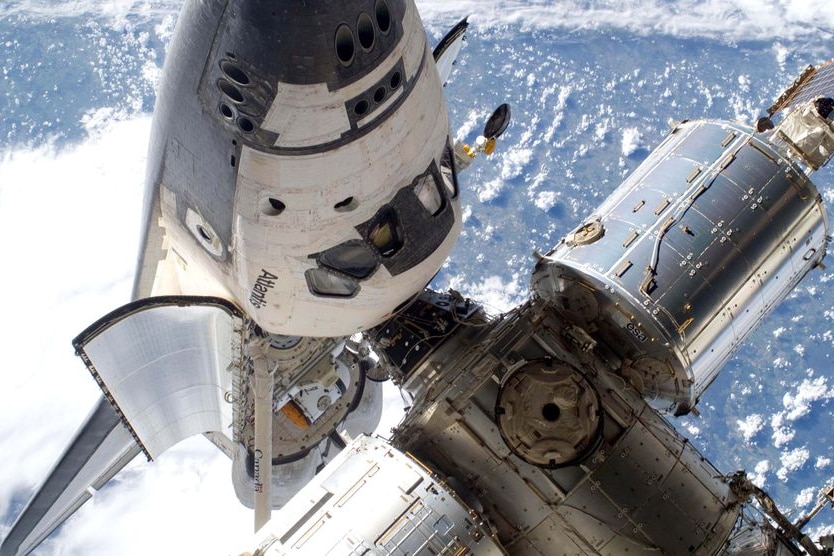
xmin=495 ymin=359 xmax=603 ymax=468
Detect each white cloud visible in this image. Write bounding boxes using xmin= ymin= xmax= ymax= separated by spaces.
xmin=795 ymin=486 xmax=817 ymax=508
xmin=783 ymin=376 xmax=834 ymax=421
xmin=777 ymin=447 xmax=810 ymax=481
xmin=477 ymin=178 xmax=504 ymax=202
xmin=455 ymin=109 xmax=485 ymax=144
xmin=461 ymin=204 xmax=473 ymax=223
xmin=682 ymin=422 xmax=701 ymax=438
xmin=770 ymin=412 xmax=795 ymax=448
xmin=446 ymin=273 xmax=526 ymax=313
xmin=12 ymin=0 xmax=834 ymax=43
xmin=621 ymin=127 xmax=643 ymax=156
xmin=500 ymin=147 xmax=533 ymax=181
xmin=416 ymin=0 xmax=834 ymax=42
xmin=749 ymin=460 xmax=770 ymax=487
xmin=0 ymin=118 xmax=148 ymax=515
xmin=0 ymin=0 xmax=178 ymax=21
xmin=41 ymin=437 xmax=252 ymax=555
xmin=534 ymin=190 xmax=559 ymax=212
xmin=736 ymin=414 xmax=763 ymax=443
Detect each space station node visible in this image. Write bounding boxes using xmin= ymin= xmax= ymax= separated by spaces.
xmin=368 ymin=289 xmax=742 ymax=553
xmin=532 ymin=119 xmax=829 ymax=415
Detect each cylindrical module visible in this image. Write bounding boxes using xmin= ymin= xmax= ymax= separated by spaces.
xmin=243 ymin=435 xmax=504 ymax=555
xmin=533 ymin=120 xmax=829 ymax=414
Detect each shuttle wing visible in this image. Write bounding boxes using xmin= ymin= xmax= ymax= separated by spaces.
xmin=1 ymin=296 xmax=245 ymax=555
xmin=0 ymin=399 xmax=141 ymax=556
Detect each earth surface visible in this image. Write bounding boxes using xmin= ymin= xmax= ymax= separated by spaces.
xmin=1 ymin=1 xmax=833 ymax=553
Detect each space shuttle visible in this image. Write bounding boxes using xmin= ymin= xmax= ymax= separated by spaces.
xmin=3 ymin=0 xmax=834 ymax=554
xmin=2 ymin=2 xmax=476 ymax=553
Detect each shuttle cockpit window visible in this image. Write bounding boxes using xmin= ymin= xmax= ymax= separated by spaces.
xmin=319 ymin=240 xmax=379 ymax=279
xmin=368 ymin=208 xmax=403 ymax=257
xmin=305 ymin=268 xmax=359 ymax=298
xmin=413 ymin=172 xmax=443 ymax=215
xmin=440 ymin=140 xmax=458 ymax=198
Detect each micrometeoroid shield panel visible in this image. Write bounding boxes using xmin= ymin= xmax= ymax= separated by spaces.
xmin=534 ymin=120 xmax=829 ymax=414
xmin=74 ymin=298 xmax=243 ymax=458
xmin=246 ymin=435 xmax=505 ymax=555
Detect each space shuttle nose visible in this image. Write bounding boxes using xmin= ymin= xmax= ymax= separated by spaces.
xmin=144 ymin=0 xmax=461 ymax=337
xmin=206 ymin=0 xmax=412 ymax=149
xmin=229 ymin=0 xmax=401 ymax=85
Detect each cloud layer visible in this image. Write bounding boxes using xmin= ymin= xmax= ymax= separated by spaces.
xmin=426 ymin=0 xmax=834 ymax=43
xmin=3 ymin=0 xmax=834 ymax=42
